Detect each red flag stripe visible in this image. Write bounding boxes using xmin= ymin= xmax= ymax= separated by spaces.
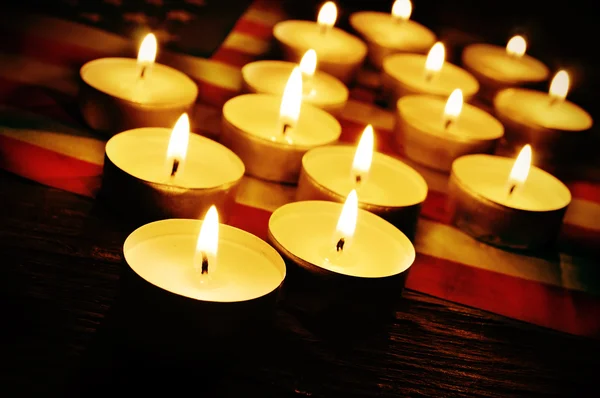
xmin=233 ymin=18 xmax=276 ymax=40
xmin=211 ymin=47 xmax=258 ymax=69
xmin=407 ymin=253 xmax=600 ymax=338
xmin=0 ymin=134 xmax=102 ymax=197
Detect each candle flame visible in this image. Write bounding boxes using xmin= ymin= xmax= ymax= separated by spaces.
xmin=392 ymin=0 xmax=412 ymax=21
xmin=335 ymin=189 xmax=358 ymax=245
xmin=549 ymin=70 xmax=570 ymax=102
xmin=299 ymin=49 xmax=317 ymax=77
xmin=166 ymin=113 xmax=190 ymax=175
xmin=317 ymin=1 xmax=337 ymax=29
xmin=137 ymin=33 xmax=157 ymax=65
xmin=506 ymin=35 xmax=526 ymax=57
xmin=425 ymin=42 xmax=445 ymax=74
xmin=195 ymin=205 xmax=219 ymax=275
xmin=351 ymin=125 xmax=374 ymax=183
xmin=279 ymin=67 xmax=303 ymax=133
xmin=508 ymin=144 xmax=532 ymax=191
xmin=443 ymin=89 xmax=463 ymax=125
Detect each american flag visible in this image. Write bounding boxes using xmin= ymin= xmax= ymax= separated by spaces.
xmin=0 ymin=0 xmax=599 ymax=337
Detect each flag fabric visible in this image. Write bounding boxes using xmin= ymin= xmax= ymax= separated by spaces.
xmin=0 ymin=0 xmax=599 ymax=337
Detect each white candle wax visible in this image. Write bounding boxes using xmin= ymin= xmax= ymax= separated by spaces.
xmin=106 ymin=128 xmax=244 ymax=188
xmin=349 ymin=11 xmax=436 ymax=68
xmin=124 ymin=219 xmax=286 ymax=302
xmin=462 ymin=44 xmax=549 ymax=85
xmin=223 ymin=94 xmax=340 ymax=147
xmin=301 ymin=146 xmax=427 ymax=207
xmin=453 ymin=154 xmax=571 ymax=211
xmin=273 ymin=21 xmax=367 ymax=84
xmin=80 ymin=58 xmax=198 ymax=134
xmin=494 ymin=88 xmax=592 ymax=132
xmin=399 ymin=95 xmax=504 ymax=140
xmin=269 ymin=201 xmax=415 ymax=278
xmin=242 ymin=60 xmax=349 ymax=115
xmin=81 ymin=58 xmax=197 ymax=106
xmin=383 ymin=54 xmax=479 ymax=103
xmin=395 ymin=95 xmax=504 ymax=171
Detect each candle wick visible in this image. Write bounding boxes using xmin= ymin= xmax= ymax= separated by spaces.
xmin=355 ymin=174 xmax=362 ymax=184
xmin=548 ymin=96 xmax=559 ymax=107
xmin=170 ymin=158 xmax=180 ymax=177
xmin=140 ymin=65 xmax=147 ymax=79
xmin=424 ymin=71 xmax=433 ymax=82
xmin=200 ymin=252 xmax=209 ymax=275
xmin=319 ymin=25 xmax=328 ymax=36
xmin=444 ymin=119 xmax=453 ymax=131
xmin=336 ymin=237 xmax=345 ymax=252
xmin=507 ymin=184 xmax=516 ymax=197
xmin=282 ymin=123 xmax=292 ymax=135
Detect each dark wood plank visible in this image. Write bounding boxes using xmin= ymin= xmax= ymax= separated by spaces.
xmin=0 ymin=170 xmax=598 ymax=397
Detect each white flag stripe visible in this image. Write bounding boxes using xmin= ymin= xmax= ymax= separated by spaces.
xmin=0 ymin=53 xmax=78 ymax=95
xmin=222 ymin=32 xmax=271 ymax=55
xmin=243 ymin=7 xmax=286 ymax=26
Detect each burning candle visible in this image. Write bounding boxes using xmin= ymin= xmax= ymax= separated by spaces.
xmin=222 ymin=67 xmax=341 ymax=183
xmin=494 ymin=70 xmax=593 ymax=171
xmin=382 ymin=41 xmax=479 ymax=107
xmin=79 ymin=33 xmax=198 ymax=135
xmin=349 ymin=0 xmax=436 ymax=69
xmin=273 ymin=2 xmax=367 ymax=84
xmin=268 ymin=191 xmax=415 ymax=315
xmin=395 ymin=89 xmax=504 ymax=172
xmin=242 ymin=49 xmax=349 ymax=116
xmin=448 ymin=145 xmax=571 ymax=250
xmin=122 ymin=207 xmax=286 ymax=336
xmin=296 ymin=125 xmax=428 ymax=239
xmin=462 ymin=35 xmax=550 ymax=103
xmin=101 ymin=113 xmax=245 ymax=222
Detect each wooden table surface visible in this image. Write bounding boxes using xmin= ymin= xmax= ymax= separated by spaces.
xmin=1 ymin=169 xmax=598 ymax=397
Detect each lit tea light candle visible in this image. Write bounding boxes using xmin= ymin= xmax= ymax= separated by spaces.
xmin=101 ymin=113 xmax=245 ymax=222
xmin=494 ymin=70 xmax=593 ymax=171
xmin=296 ymin=125 xmax=428 ymax=239
xmin=242 ymin=49 xmax=349 ymax=116
xmin=222 ymin=67 xmax=341 ymax=183
xmin=273 ymin=2 xmax=367 ymax=84
xmin=462 ymin=35 xmax=550 ymax=103
xmin=79 ymin=33 xmax=198 ymax=135
xmin=268 ymin=192 xmax=415 ymax=314
xmin=349 ymin=0 xmax=436 ymax=69
xmin=395 ymin=89 xmax=504 ymax=172
xmin=123 ymin=208 xmax=286 ymax=332
xmin=448 ymin=146 xmax=571 ymax=250
xmin=382 ymin=41 xmax=479 ymax=107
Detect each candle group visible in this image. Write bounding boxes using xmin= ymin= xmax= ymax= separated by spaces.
xmin=77 ymin=1 xmax=594 ymax=337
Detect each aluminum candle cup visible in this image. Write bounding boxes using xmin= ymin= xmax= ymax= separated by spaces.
xmin=296 ymin=146 xmax=428 ymax=240
xmin=268 ymin=200 xmax=415 ymax=317
xmin=101 ymin=128 xmax=244 ymax=222
xmin=221 ymin=94 xmax=341 ymax=183
xmin=242 ymin=60 xmax=349 ymax=116
xmin=79 ymin=58 xmax=198 ymax=136
xmin=462 ymin=42 xmax=549 ymax=103
xmin=448 ymin=154 xmax=571 ymax=251
xmin=121 ymin=218 xmax=286 ymax=348
xmin=494 ymin=88 xmax=593 ymax=171
xmin=273 ymin=21 xmax=367 ymax=84
xmin=395 ymin=95 xmax=504 ymax=172
xmin=382 ymin=53 xmax=479 ymax=107
xmin=349 ymin=11 xmax=436 ymax=69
